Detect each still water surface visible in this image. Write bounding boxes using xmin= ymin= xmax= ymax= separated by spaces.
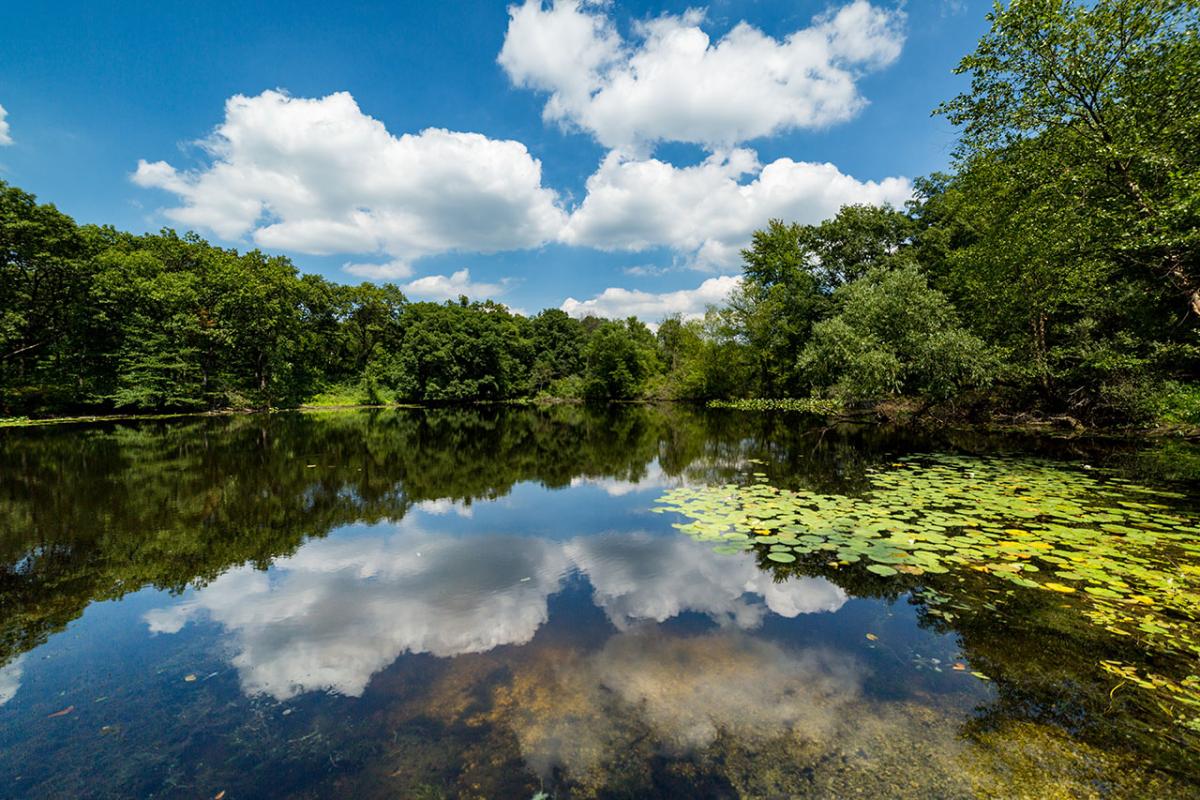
xmin=0 ymin=406 xmax=1197 ymax=798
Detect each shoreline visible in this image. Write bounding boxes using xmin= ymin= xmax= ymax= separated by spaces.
xmin=1 ymin=400 xmax=1197 ymax=440
xmin=0 ymin=399 xmax=568 ymax=429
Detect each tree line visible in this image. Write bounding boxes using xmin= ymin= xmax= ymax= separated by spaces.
xmin=2 ymin=0 xmax=1197 ymax=423
xmin=0 ymin=203 xmax=673 ymax=414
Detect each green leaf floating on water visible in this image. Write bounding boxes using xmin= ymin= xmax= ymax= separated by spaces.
xmin=654 ymin=453 xmax=1200 ymax=734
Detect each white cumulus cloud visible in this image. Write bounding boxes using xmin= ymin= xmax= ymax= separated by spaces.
xmin=132 ymin=90 xmax=566 ymax=270
xmin=129 ymin=88 xmax=912 ymax=286
xmin=0 ymin=104 xmax=12 ymax=146
xmin=561 ymin=275 xmax=741 ymax=323
xmin=342 ymin=260 xmax=414 ymax=281
xmin=562 ymin=149 xmax=912 ymax=271
xmin=401 ymin=268 xmax=511 ymax=301
xmin=499 ymin=0 xmax=906 ymax=151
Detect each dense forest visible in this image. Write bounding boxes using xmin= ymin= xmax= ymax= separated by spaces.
xmin=1 ymin=0 xmax=1197 ymax=424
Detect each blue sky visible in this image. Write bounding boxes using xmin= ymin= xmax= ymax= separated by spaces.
xmin=0 ymin=0 xmax=987 ymax=320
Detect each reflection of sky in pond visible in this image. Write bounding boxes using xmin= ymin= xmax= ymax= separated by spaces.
xmin=143 ymin=513 xmax=847 ymax=699
xmin=0 ymin=655 xmax=24 ymax=706
xmin=5 ymin=410 xmax=1197 ymax=798
xmin=505 ymin=629 xmax=863 ymax=779
xmin=569 ymin=460 xmax=676 ymax=496
xmin=413 ymin=497 xmax=476 ymax=517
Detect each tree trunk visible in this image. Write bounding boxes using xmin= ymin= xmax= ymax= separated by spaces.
xmin=1158 ymin=252 xmax=1200 ymax=319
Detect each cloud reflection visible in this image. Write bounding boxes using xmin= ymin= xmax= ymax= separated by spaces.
xmin=145 ymin=530 xmax=570 ymax=699
xmin=568 ymin=532 xmax=845 ymax=629
xmin=414 ymin=498 xmax=475 ymax=518
xmin=569 ymin=461 xmax=675 ymax=496
xmin=502 ymin=630 xmax=863 ymax=780
xmin=0 ymin=655 xmax=24 ymax=706
xmin=144 ymin=525 xmax=844 ymax=700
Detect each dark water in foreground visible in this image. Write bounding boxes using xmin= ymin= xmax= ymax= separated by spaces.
xmin=1 ymin=406 xmax=1198 ymax=799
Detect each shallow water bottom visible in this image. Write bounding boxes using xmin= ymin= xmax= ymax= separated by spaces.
xmin=2 ymin=577 xmax=1191 ymax=799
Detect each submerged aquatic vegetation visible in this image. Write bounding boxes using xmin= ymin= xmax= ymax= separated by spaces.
xmin=654 ymin=455 xmax=1200 ymax=735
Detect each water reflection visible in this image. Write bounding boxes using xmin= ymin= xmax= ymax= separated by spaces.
xmin=3 ymin=403 xmax=1181 ymax=671
xmin=569 ymin=460 xmax=675 ymax=496
xmin=0 ymin=405 xmax=688 ymax=667
xmin=567 ymin=532 xmax=845 ymax=629
xmin=502 ymin=630 xmax=862 ymax=781
xmin=414 ymin=498 xmax=476 ymax=517
xmin=144 ymin=521 xmax=846 ymax=700
xmin=145 ymin=527 xmax=569 ymax=699
xmin=1 ymin=406 xmax=1198 ymax=798
xmin=0 ymin=655 xmax=23 ymax=705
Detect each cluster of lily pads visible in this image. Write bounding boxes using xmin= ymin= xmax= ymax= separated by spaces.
xmin=706 ymin=398 xmax=843 ymax=414
xmin=653 ymin=454 xmax=1200 ymax=732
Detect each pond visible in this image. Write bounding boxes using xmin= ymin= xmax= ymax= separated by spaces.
xmin=0 ymin=406 xmax=1197 ymax=798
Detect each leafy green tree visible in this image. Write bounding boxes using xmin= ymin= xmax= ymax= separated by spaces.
xmin=527 ymin=308 xmax=584 ymax=393
xmin=924 ymin=0 xmax=1200 ymax=415
xmin=336 ymin=282 xmax=407 ymax=378
xmin=799 ymin=265 xmax=996 ymax=401
xmin=214 ymin=250 xmax=308 ymax=405
xmin=732 ymin=220 xmax=829 ymax=395
xmin=0 ymin=182 xmax=96 ymax=412
xmin=655 ymin=315 xmax=689 ymax=373
xmin=654 ymin=312 xmax=754 ymax=399
xmin=803 ymin=204 xmax=917 ymax=289
xmin=939 ymin=0 xmax=1200 ymax=317
xmin=99 ymin=258 xmax=207 ymax=409
xmin=732 ymin=205 xmax=921 ymax=396
xmin=922 ymin=143 xmax=1183 ymax=410
xmin=582 ymin=319 xmax=658 ymax=401
xmin=384 ymin=300 xmax=530 ymax=401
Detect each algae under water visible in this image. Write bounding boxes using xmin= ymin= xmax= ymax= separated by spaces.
xmin=0 ymin=405 xmax=1197 ymax=798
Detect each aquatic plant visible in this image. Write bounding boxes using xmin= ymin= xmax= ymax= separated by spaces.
xmin=706 ymin=398 xmax=844 ymax=414
xmin=654 ymin=455 xmax=1200 ymax=734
